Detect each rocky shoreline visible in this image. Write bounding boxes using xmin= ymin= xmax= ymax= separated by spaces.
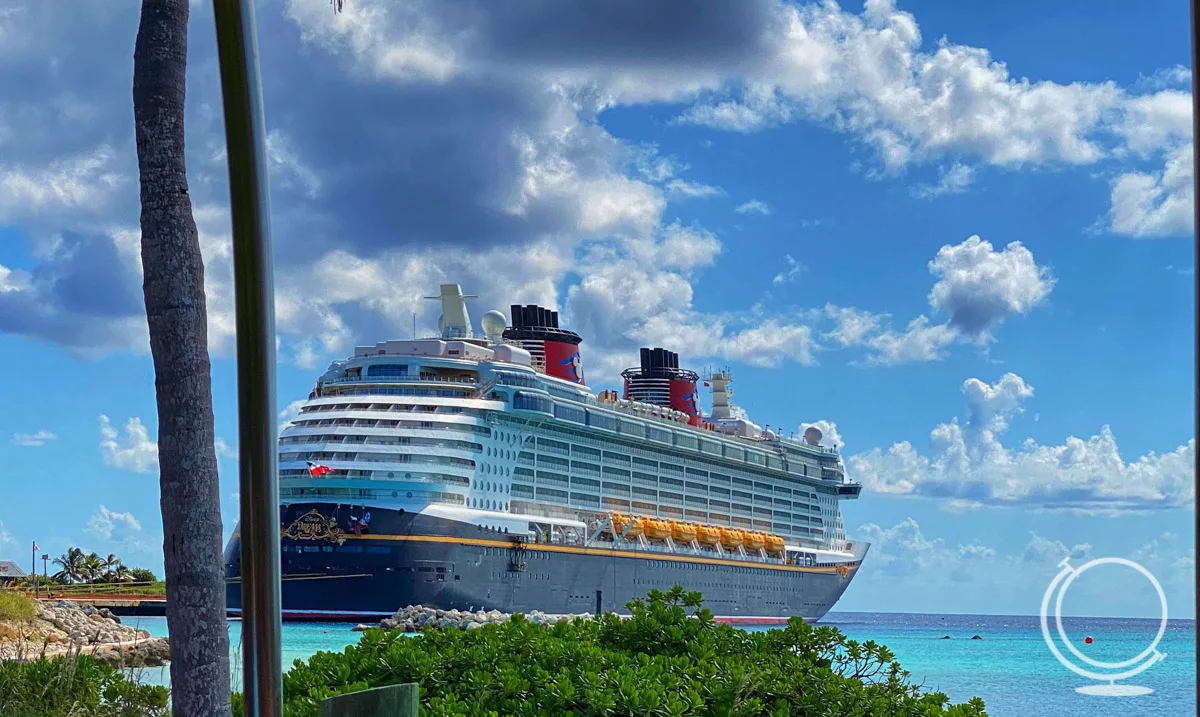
xmin=354 ymin=605 xmax=595 ymax=633
xmin=0 ymin=600 xmax=171 ymax=667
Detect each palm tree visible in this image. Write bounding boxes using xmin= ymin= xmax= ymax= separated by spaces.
xmin=133 ymin=1 xmax=231 ymax=714
xmin=112 ymin=564 xmax=135 ymax=583
xmin=82 ymin=552 xmax=105 ymax=583
xmin=52 ymin=548 xmax=86 ymax=584
xmin=101 ymin=553 xmax=122 ymax=582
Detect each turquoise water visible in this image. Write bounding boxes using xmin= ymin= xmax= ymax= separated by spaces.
xmin=126 ymin=612 xmax=1196 ymax=716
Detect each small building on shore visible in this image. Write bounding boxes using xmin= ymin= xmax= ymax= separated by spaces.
xmin=0 ymin=560 xmax=27 ymax=584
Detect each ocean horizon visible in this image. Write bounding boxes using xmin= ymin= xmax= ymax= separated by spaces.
xmin=123 ymin=611 xmax=1196 ymax=716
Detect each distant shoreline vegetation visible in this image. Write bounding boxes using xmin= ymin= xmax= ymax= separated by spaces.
xmin=3 ymin=548 xmax=164 ymax=598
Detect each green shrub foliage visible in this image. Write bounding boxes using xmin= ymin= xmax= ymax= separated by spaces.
xmin=248 ymin=587 xmax=987 ymax=717
xmin=0 ymin=591 xmax=37 ymax=622
xmin=0 ymin=654 xmax=169 ymax=717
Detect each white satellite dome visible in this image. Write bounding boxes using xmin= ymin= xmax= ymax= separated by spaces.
xmin=480 ymin=310 xmax=508 ymax=340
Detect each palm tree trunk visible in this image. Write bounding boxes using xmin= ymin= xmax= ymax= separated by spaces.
xmin=133 ymin=1 xmax=232 ymax=715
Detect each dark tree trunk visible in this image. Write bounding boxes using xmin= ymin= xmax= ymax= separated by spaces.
xmin=133 ymin=1 xmax=233 ymax=715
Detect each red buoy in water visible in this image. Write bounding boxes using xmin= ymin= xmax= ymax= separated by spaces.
xmin=1084 ymin=636 xmax=1094 ymax=644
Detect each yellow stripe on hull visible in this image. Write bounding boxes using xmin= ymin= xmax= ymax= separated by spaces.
xmin=335 ymin=533 xmax=858 ymax=575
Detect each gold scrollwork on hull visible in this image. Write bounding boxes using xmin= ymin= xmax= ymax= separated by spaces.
xmin=281 ymin=509 xmax=346 ymax=545
xmin=835 ymin=565 xmax=850 ymax=579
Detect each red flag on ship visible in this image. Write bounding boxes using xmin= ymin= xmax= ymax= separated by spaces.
xmin=703 ymin=381 xmax=710 ymax=387
xmin=307 ymin=461 xmax=333 ymax=477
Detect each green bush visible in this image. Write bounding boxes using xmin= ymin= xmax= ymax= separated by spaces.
xmin=129 ymin=568 xmax=158 ymax=583
xmin=0 ymin=654 xmax=169 ymax=717
xmin=241 ymin=587 xmax=987 ymax=717
xmin=0 ymin=591 xmax=37 ymax=622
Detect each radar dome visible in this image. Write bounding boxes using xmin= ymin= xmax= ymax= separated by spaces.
xmin=480 ymin=310 xmax=508 ymax=340
xmin=803 ymin=426 xmax=823 ymax=446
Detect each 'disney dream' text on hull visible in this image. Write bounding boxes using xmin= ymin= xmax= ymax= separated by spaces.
xmin=224 ymin=284 xmax=869 ymax=622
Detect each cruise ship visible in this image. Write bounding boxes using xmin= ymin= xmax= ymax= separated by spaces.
xmin=224 ymin=284 xmax=869 ymax=622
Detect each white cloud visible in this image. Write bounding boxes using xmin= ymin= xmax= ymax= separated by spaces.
xmin=677 ymin=0 xmax=1122 ymax=171
xmin=0 ymin=144 xmax=126 ymax=223
xmin=862 ymin=315 xmax=958 ymax=365
xmin=911 ymin=163 xmax=975 ymax=198
xmin=811 ymin=235 xmax=1053 ymax=366
xmin=926 ymin=235 xmax=1055 ymax=340
xmin=666 ymin=179 xmax=723 ymax=199
xmin=11 ymin=430 xmax=56 ymax=446
xmin=848 ymin=373 xmax=1195 ymax=512
xmin=0 ymin=521 xmax=14 ymax=550
xmin=1106 ymin=141 xmax=1194 ymax=238
xmin=853 ymin=518 xmax=1194 ymax=615
xmin=734 ymin=199 xmax=771 ymax=215
xmin=772 ymin=254 xmax=803 ymax=285
xmin=98 ymin=415 xmax=159 ymax=474
xmin=85 ymin=505 xmax=143 ymax=542
xmin=214 ymin=437 xmax=238 ymax=460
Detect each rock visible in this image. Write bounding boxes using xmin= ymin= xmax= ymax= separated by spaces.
xmin=971 ymin=635 xmax=983 ymax=640
xmin=939 ymin=635 xmax=951 ymax=640
xmin=352 ymin=624 xmax=372 ymax=632
xmin=1 ymin=599 xmax=168 ymax=665
xmin=464 ymin=621 xmax=483 ymax=630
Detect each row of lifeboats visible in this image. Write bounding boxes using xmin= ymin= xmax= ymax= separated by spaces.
xmin=595 ymin=390 xmax=691 ymax=424
xmin=607 ymin=513 xmax=785 ymax=555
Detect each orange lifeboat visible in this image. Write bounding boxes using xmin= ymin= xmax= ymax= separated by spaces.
xmin=671 ymin=522 xmax=698 ymax=543
xmin=719 ymin=528 xmax=744 ymax=549
xmin=764 ymin=534 xmax=785 ymax=554
xmin=696 ymin=525 xmax=722 ymax=546
xmin=743 ymin=531 xmax=766 ymax=551
xmin=643 ymin=519 xmax=671 ymax=541
xmin=612 ymin=513 xmax=643 ymax=538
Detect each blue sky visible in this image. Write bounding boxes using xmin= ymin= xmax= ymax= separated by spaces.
xmin=0 ymin=0 xmax=1193 ymax=618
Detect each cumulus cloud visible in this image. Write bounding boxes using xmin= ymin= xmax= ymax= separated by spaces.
xmin=854 ymin=518 xmax=1194 ymax=614
xmin=1106 ymin=142 xmax=1194 ymax=238
xmin=926 ymin=236 xmax=1055 ymax=340
xmin=799 ymin=419 xmax=843 ymax=448
xmin=11 ymin=430 xmax=56 ymax=446
xmin=0 ymin=0 xmax=1184 ymax=376
xmin=848 ymin=373 xmax=1195 ymax=512
xmin=856 ymin=518 xmax=996 ymax=581
xmin=98 ymin=415 xmax=159 ymax=474
xmin=85 ymin=505 xmax=143 ymax=542
xmin=812 ymin=235 xmax=1053 ymax=365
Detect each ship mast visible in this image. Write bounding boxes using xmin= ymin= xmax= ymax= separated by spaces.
xmin=424 ymin=283 xmax=478 ymax=339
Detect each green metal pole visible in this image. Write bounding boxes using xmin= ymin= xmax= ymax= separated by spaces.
xmin=210 ymin=1 xmax=282 ymax=716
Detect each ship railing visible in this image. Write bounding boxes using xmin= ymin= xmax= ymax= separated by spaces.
xmin=323 ymin=374 xmax=479 ymax=385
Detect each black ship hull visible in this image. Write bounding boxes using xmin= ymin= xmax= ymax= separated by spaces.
xmin=224 ymin=503 xmax=862 ymax=623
